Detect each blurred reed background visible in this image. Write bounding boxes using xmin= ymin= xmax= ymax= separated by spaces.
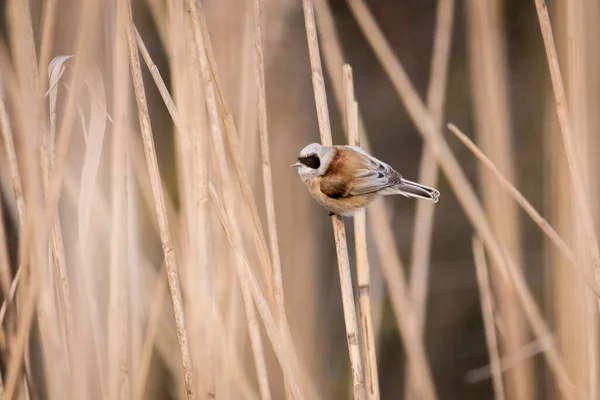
xmin=0 ymin=0 xmax=598 ymax=399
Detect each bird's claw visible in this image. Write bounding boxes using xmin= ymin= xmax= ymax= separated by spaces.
xmin=328 ymin=211 xmax=336 ymax=217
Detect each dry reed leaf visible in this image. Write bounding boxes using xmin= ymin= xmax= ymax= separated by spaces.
xmin=46 ymin=55 xmax=73 ymax=96
xmin=78 ymin=68 xmax=108 ymax=247
xmin=47 ymin=55 xmax=73 ymax=136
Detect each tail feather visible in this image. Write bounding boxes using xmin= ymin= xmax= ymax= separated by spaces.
xmin=391 ymin=179 xmax=440 ymax=202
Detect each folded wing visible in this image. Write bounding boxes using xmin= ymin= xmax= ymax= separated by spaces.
xmin=320 ymin=146 xmax=401 ymax=198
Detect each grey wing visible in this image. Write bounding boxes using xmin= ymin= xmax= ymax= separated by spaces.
xmin=343 ymin=147 xmax=402 ymax=195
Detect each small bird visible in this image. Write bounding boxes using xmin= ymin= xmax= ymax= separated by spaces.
xmin=292 ymin=143 xmax=440 ymax=217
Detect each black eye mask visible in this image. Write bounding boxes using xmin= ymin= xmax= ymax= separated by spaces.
xmin=298 ymin=154 xmax=320 ymax=169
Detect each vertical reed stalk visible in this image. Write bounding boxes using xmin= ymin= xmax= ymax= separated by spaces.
xmin=189 ymin=36 xmax=216 ymax=400
xmin=109 ymin=0 xmax=130 ymax=398
xmin=472 ymin=237 xmax=505 ymax=400
xmin=405 ymin=0 xmax=454 ymax=396
xmin=0 ymin=78 xmax=25 ymax=227
xmin=301 ymin=0 xmax=365 ymax=398
xmin=253 ymin=0 xmax=291 ymax=396
xmin=533 ymin=0 xmax=600 ymax=295
xmin=0 ymin=197 xmax=10 ymax=299
xmin=310 ymin=0 xmax=394 ymax=347
xmin=465 ymin=1 xmax=531 ymax=398
xmin=0 ymin=80 xmax=17 ymax=303
xmin=311 ymin=1 xmax=438 ymax=398
xmin=136 ymin=265 xmax=167 ymax=399
xmin=565 ymin=1 xmax=598 ymax=396
xmin=0 ymin=187 xmax=12 ymax=397
xmin=343 ymin=65 xmax=380 ymax=400
xmin=124 ymin=1 xmax=196 ymax=397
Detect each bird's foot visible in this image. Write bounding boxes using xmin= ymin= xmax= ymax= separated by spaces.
xmin=328 ymin=211 xmax=336 ymax=217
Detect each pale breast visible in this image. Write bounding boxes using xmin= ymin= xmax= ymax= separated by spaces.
xmin=307 ymin=176 xmax=379 ymax=216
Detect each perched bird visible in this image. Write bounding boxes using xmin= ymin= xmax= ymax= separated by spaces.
xmin=292 ymin=143 xmax=439 ymax=217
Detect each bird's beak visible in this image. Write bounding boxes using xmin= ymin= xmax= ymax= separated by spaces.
xmin=290 ymin=162 xmax=302 ymax=168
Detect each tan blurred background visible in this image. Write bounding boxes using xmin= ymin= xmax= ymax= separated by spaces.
xmin=1 ymin=0 xmax=599 ymax=399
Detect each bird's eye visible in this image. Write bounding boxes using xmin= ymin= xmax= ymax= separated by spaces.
xmin=298 ymin=154 xmax=320 ymax=169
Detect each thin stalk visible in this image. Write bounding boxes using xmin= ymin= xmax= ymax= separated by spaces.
xmin=136 ymin=266 xmax=168 ymax=400
xmin=466 ymin=335 xmax=555 ymax=383
xmin=0 ymin=269 xmax=21 ymax=327
xmin=367 ymin=205 xmax=438 ymax=399
xmin=0 ymin=198 xmax=12 ymax=392
xmin=109 ymin=0 xmax=130 ymax=398
xmin=0 ymin=81 xmax=16 ymax=301
xmin=214 ymin=307 xmax=260 ymax=400
xmin=135 ymin=27 xmax=185 ymax=135
xmin=0 ymin=71 xmax=25 ymax=228
xmin=465 ymin=1 xmax=530 ymax=398
xmin=533 ymin=0 xmax=600 ymax=294
xmin=344 ymin=65 xmax=379 ymax=400
xmin=0 ymin=197 xmax=11 ymax=300
xmin=312 ymin=0 xmax=369 ymax=145
xmin=124 ymin=1 xmax=196 ymax=397
xmin=565 ymin=0 xmax=599 ymax=395
xmin=472 ymin=237 xmax=505 ymax=400
xmin=188 ymin=22 xmax=216 ymax=400
xmin=3 ymin=273 xmax=43 ymax=400
xmin=39 ymin=84 xmax=76 ymax=397
xmin=300 ymin=0 xmax=365 ymax=398
xmin=311 ymin=0 xmax=401 ymax=363
xmin=138 ymin=15 xmax=216 ymax=395
xmin=405 ymin=0 xmax=454 ymax=397
xmin=252 ymin=0 xmax=291 ymax=395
